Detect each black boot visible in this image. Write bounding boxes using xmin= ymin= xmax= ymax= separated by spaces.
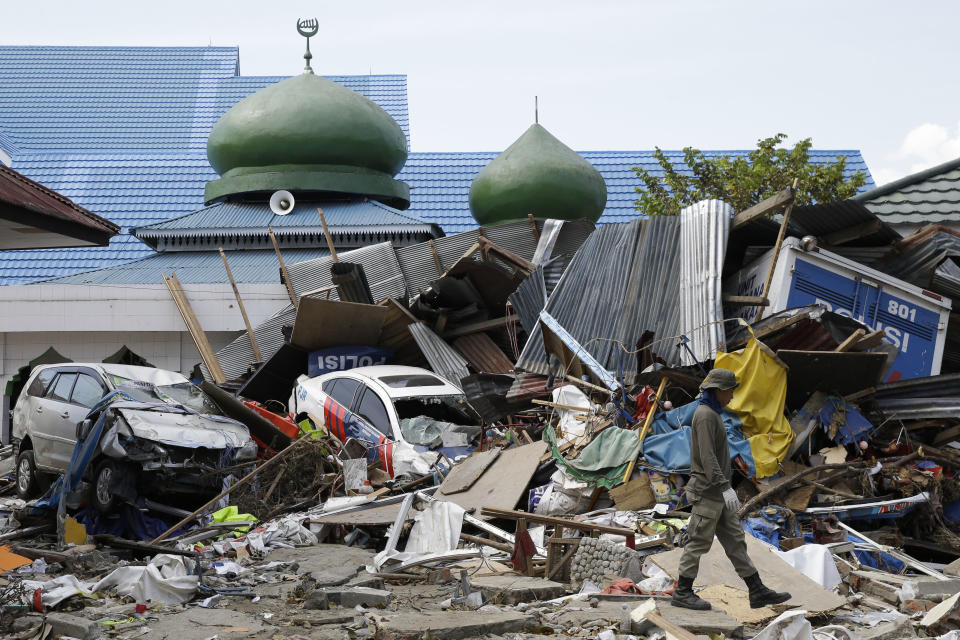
xmin=671 ymin=575 xmax=711 ymax=611
xmin=744 ymin=572 xmax=791 ymax=608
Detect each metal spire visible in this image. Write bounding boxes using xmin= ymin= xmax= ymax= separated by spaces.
xmin=297 ymin=18 xmax=319 ymax=74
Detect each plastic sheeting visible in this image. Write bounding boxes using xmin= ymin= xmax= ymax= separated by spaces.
xmin=372 ymin=499 xmax=465 ymax=571
xmin=715 ymin=338 xmax=795 ymax=478
xmin=773 ymin=544 xmax=842 ymax=590
xmin=545 ymin=425 xmax=641 ymax=489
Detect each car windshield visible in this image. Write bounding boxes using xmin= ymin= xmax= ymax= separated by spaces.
xmin=378 ymin=374 xmax=447 ymax=388
xmin=394 ymin=395 xmax=481 ymax=447
xmin=110 ymin=376 xmax=223 ymax=415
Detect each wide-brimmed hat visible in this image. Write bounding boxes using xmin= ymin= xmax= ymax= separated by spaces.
xmin=699 ymin=368 xmax=739 ymax=391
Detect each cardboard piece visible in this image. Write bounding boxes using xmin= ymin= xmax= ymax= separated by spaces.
xmin=291 ymin=298 xmax=387 ymax=351
xmin=651 ymin=534 xmax=845 ymax=621
xmin=609 ymin=474 xmax=656 ymax=511
xmin=0 ymin=545 xmax=33 ymax=571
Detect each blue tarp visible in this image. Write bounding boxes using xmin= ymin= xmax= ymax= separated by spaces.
xmin=641 ymin=400 xmax=757 ymax=478
xmin=817 ymin=396 xmax=873 ymax=446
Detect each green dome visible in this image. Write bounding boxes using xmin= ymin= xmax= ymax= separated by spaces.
xmin=205 ymin=73 xmax=410 ymax=209
xmin=469 ymin=123 xmax=607 ymax=226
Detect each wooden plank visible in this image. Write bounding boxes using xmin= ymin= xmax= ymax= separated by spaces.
xmin=164 ymin=273 xmax=226 ymax=383
xmin=219 ymin=248 xmax=262 ymax=363
xmin=478 ymin=236 xmax=536 ymax=273
xmin=527 ymin=213 xmax=540 ymax=241
xmin=480 ymin=506 xmax=636 ymax=537
xmin=731 ymin=187 xmax=795 ymax=230
xmin=835 ymin=328 xmax=867 ymax=352
xmin=268 ymin=227 xmax=298 ymax=309
xmin=851 ymin=329 xmax=886 ymax=352
xmin=428 ymin=238 xmax=444 ymax=275
xmin=756 ymin=178 xmax=799 ymax=321
xmin=439 ymin=448 xmax=501 ymax=495
xmin=721 ymin=295 xmax=769 ymax=307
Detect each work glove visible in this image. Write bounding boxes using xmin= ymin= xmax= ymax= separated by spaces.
xmin=722 ymin=487 xmax=741 ymax=512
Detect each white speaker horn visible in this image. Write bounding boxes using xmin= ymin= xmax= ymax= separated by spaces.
xmin=269 ymin=190 xmax=295 ymax=215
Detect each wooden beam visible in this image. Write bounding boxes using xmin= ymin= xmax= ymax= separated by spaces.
xmin=219 ymin=248 xmax=262 ymax=363
xmin=428 ymin=238 xmax=444 ymax=275
xmin=722 ymin=294 xmax=769 ymax=307
xmin=317 ymin=208 xmax=339 ymax=263
xmin=622 ymin=377 xmax=669 ymax=483
xmin=731 ymin=186 xmax=795 ymax=230
xmin=527 ymin=213 xmax=540 ymax=241
xmin=269 ymin=227 xmax=298 ymax=310
xmin=478 ymin=236 xmax=536 ymax=272
xmin=164 ymin=273 xmax=226 ymax=383
xmin=835 ymin=328 xmax=867 ymax=352
xmin=757 ymin=178 xmax=800 ymax=321
xmin=851 ymin=329 xmax=886 ymax=352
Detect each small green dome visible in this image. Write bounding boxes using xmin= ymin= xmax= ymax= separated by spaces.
xmin=205 ymin=73 xmax=410 ymax=209
xmin=469 ymin=123 xmax=607 ymax=226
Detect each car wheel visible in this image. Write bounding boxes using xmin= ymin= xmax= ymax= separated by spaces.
xmin=92 ymin=460 xmax=117 ymax=513
xmin=15 ymin=450 xmax=40 ymax=499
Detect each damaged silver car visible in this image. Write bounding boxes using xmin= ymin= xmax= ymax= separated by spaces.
xmin=12 ymin=363 xmax=257 ymax=511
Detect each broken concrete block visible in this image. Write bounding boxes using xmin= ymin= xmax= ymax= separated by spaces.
xmin=304 ymin=589 xmax=329 ymax=609
xmin=45 ymin=612 xmax=102 ymax=640
xmin=630 ymin=600 xmax=744 ymax=637
xmin=907 ymin=577 xmax=960 ymax=599
xmin=469 ymin=575 xmax=565 ymax=605
xmin=944 ymin=556 xmax=960 ymax=577
xmin=859 ymin=616 xmax=916 ymax=640
xmin=901 ymin=598 xmax=937 ymax=616
xmin=376 ymin=610 xmax=532 ymax=639
xmin=324 ymin=586 xmax=393 ymax=608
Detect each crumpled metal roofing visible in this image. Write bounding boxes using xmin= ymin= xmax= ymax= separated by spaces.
xmin=788 ymin=199 xmax=900 ymax=246
xmin=408 ymin=322 xmax=471 ymax=389
xmin=678 ymin=200 xmax=730 ymax=364
xmin=515 ymin=216 xmax=685 ymax=383
xmin=878 ymin=226 xmax=960 ymax=291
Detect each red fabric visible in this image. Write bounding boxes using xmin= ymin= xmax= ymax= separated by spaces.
xmin=632 ymin=386 xmax=655 ymax=423
xmin=602 ymin=578 xmax=643 ymax=595
xmin=510 ymin=529 xmax=536 ymax=571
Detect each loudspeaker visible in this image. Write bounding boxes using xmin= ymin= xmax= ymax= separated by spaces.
xmin=269 ymin=190 xmax=295 ymax=215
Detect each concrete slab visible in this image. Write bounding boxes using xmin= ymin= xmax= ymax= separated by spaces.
xmin=324 ymin=586 xmax=394 ymax=607
xmin=266 ymin=543 xmax=376 ymax=586
xmin=632 ymin=600 xmax=745 ymax=638
xmin=375 ymin=610 xmax=533 ymax=640
xmin=140 ymin=608 xmax=268 ymax=640
xmin=469 ymin=575 xmax=566 ymax=605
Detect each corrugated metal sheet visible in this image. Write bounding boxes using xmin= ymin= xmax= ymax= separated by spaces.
xmin=408 ymin=322 xmax=470 ymax=389
xmin=874 ymin=373 xmax=960 ymax=400
xmin=205 ymin=304 xmax=297 ymax=384
xmin=285 ymin=242 xmax=407 ymax=303
xmin=788 ymin=200 xmax=900 ymax=246
xmin=509 ymin=266 xmax=548 ymax=335
xmin=880 ymin=227 xmax=960 ymax=292
xmin=514 ymin=216 xmax=685 ymax=383
xmin=678 ymin=199 xmax=729 ymax=364
xmin=933 ymin=260 xmax=960 ymax=300
xmin=452 ymin=333 xmax=515 ymax=374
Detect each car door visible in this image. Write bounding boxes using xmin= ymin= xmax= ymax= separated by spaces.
xmin=30 ymin=370 xmax=78 ymax=471
xmin=31 ymin=369 xmax=107 ymax=471
xmin=319 ymin=376 xmax=362 ymax=443
xmin=351 ymin=384 xmax=396 ymax=472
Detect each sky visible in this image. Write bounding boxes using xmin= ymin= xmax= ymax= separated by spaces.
xmin=5 ymin=0 xmax=960 ymax=187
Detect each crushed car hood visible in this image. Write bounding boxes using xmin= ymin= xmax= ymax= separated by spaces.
xmin=116 ymin=407 xmax=251 ymax=449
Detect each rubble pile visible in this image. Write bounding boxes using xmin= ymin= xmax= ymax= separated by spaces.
xmin=8 ymin=191 xmax=960 ymax=639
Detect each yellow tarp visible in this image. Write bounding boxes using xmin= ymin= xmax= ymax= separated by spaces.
xmin=211 ymin=505 xmax=258 ymax=536
xmin=715 ymin=338 xmax=794 ymax=478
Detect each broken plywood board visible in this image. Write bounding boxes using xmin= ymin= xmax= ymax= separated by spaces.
xmin=695 ymin=584 xmax=780 ymax=625
xmin=291 ymin=298 xmax=387 ymax=350
xmin=313 ymin=442 xmax=548 ymax=526
xmin=651 ymin=534 xmax=845 ymax=617
xmin=439 ymin=448 xmax=501 ymax=495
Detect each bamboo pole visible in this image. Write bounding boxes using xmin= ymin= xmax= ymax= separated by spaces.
xmin=268 ymin=227 xmax=298 ymax=310
xmin=219 ymin=248 xmax=262 ymax=362
xmin=621 ymin=377 xmax=669 ymax=484
xmin=317 ymin=208 xmax=339 ymax=262
xmin=757 ymin=178 xmax=799 ymax=321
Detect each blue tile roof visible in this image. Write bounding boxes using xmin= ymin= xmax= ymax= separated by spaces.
xmin=0 ymin=45 xmax=875 ymax=286
xmin=0 ymin=127 xmax=17 ymax=157
xmin=40 ymin=248 xmax=331 ymax=285
xmin=0 ymin=46 xmax=409 ymax=151
xmin=135 ymin=199 xmax=432 ymax=234
xmin=400 ymin=150 xmax=876 ymax=234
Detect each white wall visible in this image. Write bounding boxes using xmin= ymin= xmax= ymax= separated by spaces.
xmin=0 ymin=330 xmax=241 ymax=392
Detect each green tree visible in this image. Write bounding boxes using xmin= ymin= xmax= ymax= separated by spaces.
xmin=633 ymin=134 xmax=868 ymax=216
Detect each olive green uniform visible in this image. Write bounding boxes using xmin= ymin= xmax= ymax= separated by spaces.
xmin=678 ymin=403 xmax=756 ymax=578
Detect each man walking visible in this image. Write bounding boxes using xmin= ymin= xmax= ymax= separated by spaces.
xmin=671 ymin=368 xmax=792 ymax=611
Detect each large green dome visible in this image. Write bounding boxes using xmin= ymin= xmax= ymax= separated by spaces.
xmin=469 ymin=123 xmax=607 ymax=226
xmin=205 ymin=73 xmax=410 ymax=209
